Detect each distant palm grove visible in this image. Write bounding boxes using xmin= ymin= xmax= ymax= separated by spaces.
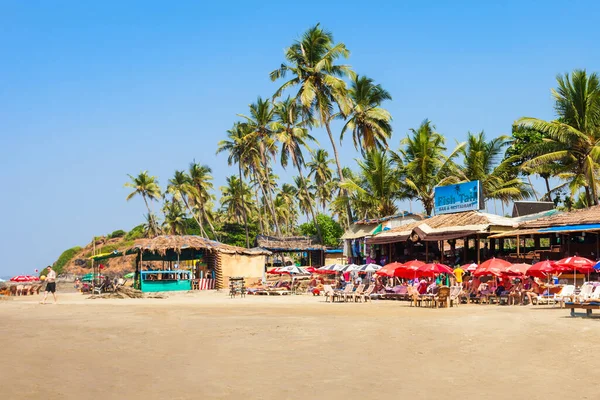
xmin=124 ymin=24 xmax=600 ymax=248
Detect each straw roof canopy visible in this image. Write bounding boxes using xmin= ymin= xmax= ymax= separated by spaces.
xmin=367 ymin=211 xmax=516 ymax=244
xmin=132 ymin=235 xmax=271 ymax=256
xmin=520 ymin=205 xmax=600 ymax=229
xmin=256 ymin=235 xmax=326 ymax=251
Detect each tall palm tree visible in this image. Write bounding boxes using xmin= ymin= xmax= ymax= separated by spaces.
xmin=341 ymin=150 xmax=399 ymax=219
xmin=220 ymin=175 xmax=254 ymax=224
xmin=162 ymin=198 xmax=187 ymax=235
xmin=395 ymin=120 xmax=465 ymax=216
xmin=517 ymin=69 xmax=600 ymax=206
xmin=307 ymin=149 xmax=334 ymax=211
xmin=461 ymin=131 xmax=531 ymax=207
xmin=273 ymin=97 xmax=323 ymax=242
xmin=270 ymin=24 xmax=355 ymax=226
xmin=276 ymin=183 xmax=298 ymax=233
xmin=239 ymin=98 xmax=282 ymax=235
xmin=216 ymin=122 xmax=255 ymax=246
xmin=142 ymin=212 xmax=162 ymax=238
xmin=294 ymin=176 xmax=317 ymax=222
xmin=167 ymin=170 xmax=207 ymax=237
xmin=341 ymin=75 xmax=393 ymax=155
xmin=124 ymin=171 xmax=162 ymax=237
xmin=188 ymin=162 xmax=218 ymax=239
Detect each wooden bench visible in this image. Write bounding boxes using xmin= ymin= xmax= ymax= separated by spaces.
xmin=566 ymin=302 xmax=600 ymax=317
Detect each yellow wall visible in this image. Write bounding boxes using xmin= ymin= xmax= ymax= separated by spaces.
xmin=220 ymin=254 xmax=265 ymax=288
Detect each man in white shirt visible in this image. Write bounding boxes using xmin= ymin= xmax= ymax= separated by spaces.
xmin=40 ymin=265 xmax=57 ymax=304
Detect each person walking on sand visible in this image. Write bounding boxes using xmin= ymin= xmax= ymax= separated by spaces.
xmin=41 ymin=265 xmax=57 ymax=304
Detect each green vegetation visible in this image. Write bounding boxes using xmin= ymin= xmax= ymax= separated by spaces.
xmin=46 ymin=246 xmax=82 ymax=276
xmin=107 ymin=229 xmax=127 ymax=239
xmin=299 ymin=215 xmax=343 ymax=248
xmin=125 ymin=224 xmax=145 ymax=240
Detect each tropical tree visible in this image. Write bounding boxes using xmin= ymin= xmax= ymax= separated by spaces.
xmin=273 ymin=96 xmax=323 ymax=241
xmin=341 ymin=149 xmax=400 ymax=219
xmin=307 ymin=149 xmax=335 ymax=211
xmin=275 ymin=183 xmax=298 ymax=233
xmin=162 ymin=199 xmax=187 ymax=235
xmin=516 ymin=69 xmax=600 ymax=206
xmin=216 ymin=122 xmax=255 ymax=246
xmin=294 ymin=176 xmax=317 ymax=221
xmin=395 ymin=120 xmax=465 ymax=216
xmin=341 ymin=75 xmax=393 ymax=155
xmin=142 ymin=212 xmax=161 ymax=238
xmin=239 ymin=98 xmax=282 ymax=235
xmin=270 ymin=24 xmax=355 ymax=226
xmin=124 ymin=171 xmax=162 ymax=237
xmin=460 ymin=131 xmax=531 ymax=207
xmin=188 ymin=162 xmax=218 ymax=239
xmin=167 ymin=170 xmax=207 ymax=236
xmin=220 ymin=175 xmax=254 ymax=224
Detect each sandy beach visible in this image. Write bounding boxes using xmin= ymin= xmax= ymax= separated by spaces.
xmin=0 ymin=292 xmax=597 ymax=400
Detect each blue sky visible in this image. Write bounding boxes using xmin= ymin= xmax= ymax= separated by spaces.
xmin=1 ymin=0 xmax=599 ymax=276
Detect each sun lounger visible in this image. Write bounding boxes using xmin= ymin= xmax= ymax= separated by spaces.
xmin=449 ymin=286 xmax=462 ymax=307
xmin=347 ymin=284 xmax=365 ymax=302
xmin=338 ymin=284 xmax=354 ymax=302
xmin=573 ymin=283 xmax=594 ymax=303
xmin=566 ymin=301 xmax=600 ymax=317
xmin=554 ymin=285 xmax=575 ymax=308
xmin=361 ymin=285 xmax=374 ymax=302
xmin=324 ymin=285 xmax=338 ymax=303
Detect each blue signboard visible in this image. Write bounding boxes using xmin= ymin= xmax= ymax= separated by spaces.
xmin=433 ymin=181 xmax=482 ymax=215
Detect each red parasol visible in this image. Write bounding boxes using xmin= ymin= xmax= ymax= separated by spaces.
xmin=503 ymin=263 xmax=531 ymax=276
xmin=305 ymin=267 xmax=318 ymax=274
xmin=10 ymin=275 xmax=39 ymax=282
xmin=526 ymin=260 xmax=558 ymax=278
xmin=415 ymin=263 xmax=454 ymax=278
xmin=403 ymin=260 xmax=426 ymax=268
xmin=473 ymin=258 xmax=512 ymax=277
xmin=376 ymin=262 xmax=404 ymax=277
xmin=556 ymin=257 xmax=595 ymax=274
xmin=267 ymin=267 xmax=283 ymax=274
xmin=463 ymin=263 xmax=478 ymax=272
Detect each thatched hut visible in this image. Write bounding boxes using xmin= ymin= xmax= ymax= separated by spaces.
xmin=92 ymin=235 xmax=270 ymax=289
xmin=256 ymin=235 xmax=326 ymax=267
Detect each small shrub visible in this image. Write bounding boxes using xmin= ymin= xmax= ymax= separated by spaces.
xmin=107 ymin=229 xmax=127 ymax=239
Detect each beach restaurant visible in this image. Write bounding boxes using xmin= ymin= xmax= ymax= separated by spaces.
xmin=90 ymin=235 xmax=270 ymax=291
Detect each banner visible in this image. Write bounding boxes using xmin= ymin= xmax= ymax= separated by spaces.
xmin=434 ymin=181 xmax=482 ymax=215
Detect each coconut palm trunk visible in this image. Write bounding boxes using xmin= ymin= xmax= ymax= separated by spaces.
xmin=181 ymin=195 xmax=207 ymax=238
xmin=238 ymin=164 xmax=250 ymax=247
xmin=141 ymin=195 xmax=159 ymax=237
xmin=255 ymin=169 xmax=281 ymax=236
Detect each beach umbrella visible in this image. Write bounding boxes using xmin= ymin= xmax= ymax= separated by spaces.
xmin=526 ymin=260 xmax=558 ymax=278
xmin=415 ymin=263 xmax=454 ymax=278
xmin=305 ymin=267 xmax=318 ymax=274
xmin=82 ymin=273 xmax=104 ymax=282
xmin=556 ymin=256 xmax=595 ymax=286
xmin=394 ymin=260 xmax=427 ymax=279
xmin=376 ymin=262 xmax=403 ymax=277
xmin=503 ymin=263 xmax=531 ymax=276
xmin=473 ymin=258 xmax=512 ymax=277
xmin=463 ymin=263 xmax=478 ymax=272
xmin=279 ymin=266 xmax=308 ymax=275
xmin=10 ymin=275 xmax=38 ymax=282
xmin=267 ymin=267 xmax=283 ymax=274
xmin=357 ymin=263 xmax=381 ymax=273
xmin=403 ymin=260 xmax=426 ymax=268
xmin=340 ymin=264 xmax=361 ymax=272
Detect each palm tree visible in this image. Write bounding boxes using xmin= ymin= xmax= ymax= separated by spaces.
xmin=460 ymin=131 xmax=531 ymax=207
xmin=142 ymin=212 xmax=161 ymax=237
xmin=395 ymin=120 xmax=465 ymax=216
xmin=167 ymin=170 xmax=207 ymax=236
xmin=276 ymin=183 xmax=298 ymax=233
xmin=220 ymin=175 xmax=254 ymax=224
xmin=294 ymin=176 xmax=317 ymax=221
xmin=307 ymin=149 xmax=334 ymax=211
xmin=239 ymin=98 xmax=282 ymax=235
xmin=273 ymin=97 xmax=323 ymax=242
xmin=270 ymin=24 xmax=355 ymax=226
xmin=341 ymin=150 xmax=399 ymax=218
xmin=216 ymin=122 xmax=255 ymax=246
xmin=341 ymin=75 xmax=393 ymax=155
xmin=517 ymin=69 xmax=600 ymax=206
xmin=188 ymin=162 xmax=218 ymax=239
xmin=124 ymin=171 xmax=162 ymax=237
xmin=162 ymin=199 xmax=187 ymax=235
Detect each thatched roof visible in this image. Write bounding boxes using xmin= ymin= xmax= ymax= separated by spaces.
xmin=132 ymin=235 xmax=271 ymax=256
xmin=367 ymin=211 xmax=517 ymax=244
xmin=354 ymin=212 xmax=424 ymax=225
xmin=520 ymin=205 xmax=600 ymax=229
xmin=256 ymin=235 xmax=326 ymax=251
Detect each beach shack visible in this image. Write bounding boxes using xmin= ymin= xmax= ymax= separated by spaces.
xmin=256 ymin=235 xmax=326 ymax=267
xmin=90 ymin=235 xmax=270 ymax=291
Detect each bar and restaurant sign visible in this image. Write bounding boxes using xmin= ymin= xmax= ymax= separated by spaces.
xmin=433 ymin=180 xmax=483 ymax=215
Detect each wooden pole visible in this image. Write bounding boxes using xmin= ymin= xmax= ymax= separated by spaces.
xmin=440 ymin=241 xmax=444 ymax=263
xmin=425 ymin=241 xmax=429 ymax=263
xmin=476 ymin=235 xmax=481 ymax=264
xmin=517 ymin=235 xmax=520 ymax=258
xmin=463 ymin=237 xmax=468 ymax=263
